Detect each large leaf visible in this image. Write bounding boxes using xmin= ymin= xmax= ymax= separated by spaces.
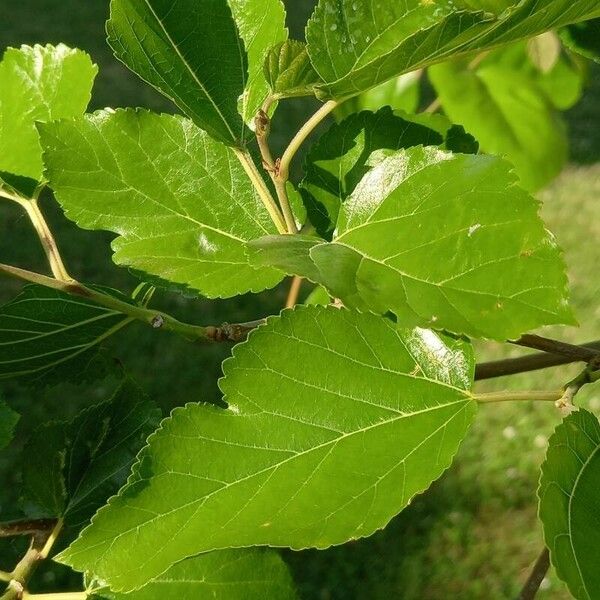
xmin=107 ymin=0 xmax=286 ymax=145
xmin=0 ymin=285 xmax=131 ymax=385
xmin=91 ymin=549 xmax=296 ymax=600
xmin=0 ymin=400 xmax=19 ymax=451
xmin=22 ymin=379 xmax=160 ymax=533
xmin=229 ymin=0 xmax=288 ymax=124
xmin=539 ymin=409 xmax=600 ymax=600
xmin=58 ymin=306 xmax=475 ymax=590
xmin=39 ymin=109 xmax=284 ymax=298
xmin=300 ymin=107 xmax=445 ymax=238
xmin=306 ymin=0 xmax=600 ymax=99
xmin=252 ymin=148 xmax=574 ymax=340
xmin=429 ymin=54 xmax=568 ymax=191
xmin=0 ymin=44 xmax=96 ymax=192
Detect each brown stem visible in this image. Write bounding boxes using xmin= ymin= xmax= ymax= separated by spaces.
xmin=511 ymin=334 xmax=600 ymax=363
xmin=0 ymin=520 xmax=58 ymax=539
xmin=1 ymin=520 xmax=62 ymax=600
xmin=517 ymin=547 xmax=550 ymax=600
xmin=475 ymin=341 xmax=600 ymax=380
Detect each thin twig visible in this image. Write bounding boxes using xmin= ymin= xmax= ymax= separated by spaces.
xmin=285 ymin=276 xmax=303 ymax=309
xmin=512 ymin=334 xmax=600 ymax=363
xmin=255 ymin=107 xmax=297 ymax=234
xmin=517 ymin=547 xmax=550 ymax=600
xmin=474 ymin=390 xmax=562 ymax=404
xmin=20 ymin=199 xmax=71 ymax=281
xmin=0 ymin=520 xmax=58 ymax=539
xmin=233 ymin=148 xmax=287 ymax=234
xmin=0 ymin=262 xmax=260 ymax=344
xmin=1 ymin=520 xmax=62 ymax=600
xmin=278 ymin=100 xmax=339 ymax=181
xmin=475 ymin=341 xmax=600 ymax=380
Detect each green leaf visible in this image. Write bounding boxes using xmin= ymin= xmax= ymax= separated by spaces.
xmin=229 ymin=0 xmax=288 ymax=123
xmin=300 ymin=107 xmax=444 ymax=238
xmin=429 ymin=54 xmax=568 ymax=191
xmin=22 ymin=379 xmax=160 ymax=531
xmin=39 ymin=109 xmax=284 ymax=298
xmin=107 ymin=0 xmax=287 ymax=145
xmin=0 ymin=400 xmax=19 ymax=451
xmin=264 ymin=40 xmax=322 ymax=99
xmin=0 ymin=285 xmax=131 ymax=385
xmin=334 ymin=72 xmax=422 ymax=122
xmin=539 ymin=409 xmax=600 ymax=600
xmin=57 ymin=306 xmax=475 ymax=590
xmin=0 ymin=44 xmax=96 ymax=191
xmin=107 ymin=0 xmax=245 ymax=146
xmin=252 ymin=148 xmax=574 ymax=340
xmin=91 ymin=549 xmax=296 ymax=600
xmin=306 ymin=0 xmax=600 ymax=99
xmin=562 ymin=18 xmax=600 ymax=63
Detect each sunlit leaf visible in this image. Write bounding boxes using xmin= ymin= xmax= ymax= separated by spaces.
xmin=0 ymin=44 xmax=96 ymax=193
xmin=252 ymin=148 xmax=574 ymax=340
xmin=91 ymin=549 xmax=296 ymax=600
xmin=58 ymin=306 xmax=475 ymax=591
xmin=306 ymin=0 xmax=600 ymax=99
xmin=40 ymin=110 xmax=284 ymax=299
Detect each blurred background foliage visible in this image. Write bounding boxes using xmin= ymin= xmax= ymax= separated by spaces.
xmin=0 ymin=1 xmax=599 ymax=598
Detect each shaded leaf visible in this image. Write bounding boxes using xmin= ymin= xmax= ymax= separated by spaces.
xmin=40 ymin=109 xmax=284 ymax=299
xmin=264 ymin=40 xmax=322 ymax=99
xmin=0 ymin=401 xmax=19 ymax=451
xmin=300 ymin=107 xmax=444 ymax=238
xmin=252 ymin=148 xmax=574 ymax=340
xmin=306 ymin=0 xmax=600 ymax=99
xmin=58 ymin=306 xmax=475 ymax=590
xmin=562 ymin=18 xmax=600 ymax=63
xmin=107 ymin=0 xmax=287 ymax=145
xmin=22 ymin=379 xmax=160 ymax=533
xmin=0 ymin=285 xmax=131 ymax=385
xmin=0 ymin=44 xmax=96 ymax=192
xmin=91 ymin=549 xmax=296 ymax=600
xmin=539 ymin=409 xmax=600 ymax=600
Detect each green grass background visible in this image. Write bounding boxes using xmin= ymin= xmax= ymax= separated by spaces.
xmin=1 ymin=1 xmax=599 ymax=598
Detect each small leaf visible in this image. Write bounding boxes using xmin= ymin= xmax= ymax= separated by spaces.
xmin=229 ymin=0 xmax=288 ymax=123
xmin=561 ymin=18 xmax=600 ymax=63
xmin=300 ymin=107 xmax=444 ymax=238
xmin=429 ymin=54 xmax=569 ymax=191
xmin=40 ymin=109 xmax=284 ymax=299
xmin=0 ymin=44 xmax=96 ymax=191
xmin=539 ymin=409 xmax=600 ymax=600
xmin=90 ymin=549 xmax=296 ymax=600
xmin=0 ymin=400 xmax=19 ymax=451
xmin=57 ymin=306 xmax=475 ymax=590
xmin=306 ymin=0 xmax=600 ymax=99
xmin=0 ymin=285 xmax=131 ymax=385
xmin=252 ymin=148 xmax=574 ymax=340
xmin=334 ymin=72 xmax=422 ymax=122
xmin=264 ymin=40 xmax=322 ymax=99
xmin=22 ymin=379 xmax=160 ymax=532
